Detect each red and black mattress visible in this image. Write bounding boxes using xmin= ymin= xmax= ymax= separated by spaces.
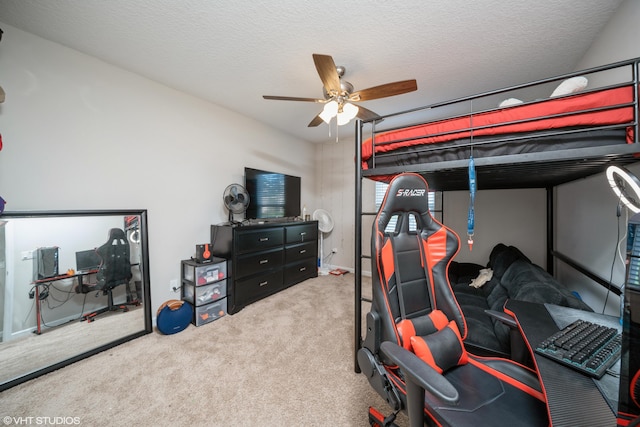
xmin=361 ymin=86 xmax=637 ymax=176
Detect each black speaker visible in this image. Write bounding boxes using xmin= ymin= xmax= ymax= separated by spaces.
xmin=195 ymin=243 xmax=212 ymax=263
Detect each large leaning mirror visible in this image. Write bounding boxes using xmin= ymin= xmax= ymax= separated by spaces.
xmin=0 ymin=210 xmax=151 ymax=391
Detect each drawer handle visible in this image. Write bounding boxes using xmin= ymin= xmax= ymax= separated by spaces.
xmin=299 ymin=267 xmax=307 ymax=272
xmin=259 ymin=281 xmax=268 ymax=287
xmin=259 ymin=237 xmax=269 ymax=242
xmin=299 ymin=249 xmax=306 ymax=254
xmin=300 ymin=232 xmax=307 ymax=236
xmin=259 ymin=259 xmax=269 ymax=264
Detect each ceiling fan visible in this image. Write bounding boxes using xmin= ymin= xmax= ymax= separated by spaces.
xmin=263 ymin=54 xmax=417 ymax=127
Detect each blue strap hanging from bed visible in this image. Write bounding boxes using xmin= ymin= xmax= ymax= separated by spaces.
xmin=467 ymin=155 xmax=476 ymax=251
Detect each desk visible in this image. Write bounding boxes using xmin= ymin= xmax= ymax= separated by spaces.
xmin=32 ymin=270 xmax=97 ymax=334
xmin=506 ymin=300 xmax=620 ymax=427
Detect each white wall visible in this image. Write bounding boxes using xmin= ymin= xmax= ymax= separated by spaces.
xmin=314 ymin=131 xmax=364 ymax=271
xmin=555 ymin=0 xmax=640 ymax=315
xmin=555 ymin=167 xmax=640 ymax=315
xmin=574 ymin=0 xmax=640 ymax=71
xmin=443 ymin=189 xmax=546 ymax=266
xmin=0 ymin=24 xmax=317 ymax=316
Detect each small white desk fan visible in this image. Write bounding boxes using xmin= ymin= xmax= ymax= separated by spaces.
xmin=313 ymin=208 xmax=334 ymax=275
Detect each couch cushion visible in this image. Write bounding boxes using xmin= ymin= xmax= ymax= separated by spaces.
xmin=450 ymin=262 xmax=499 ymax=297
xmin=486 ymin=281 xmax=510 ymax=311
xmin=463 ymin=304 xmax=510 ymax=355
xmin=501 ymin=259 xmax=593 ymax=312
xmin=449 ymin=261 xmax=483 ymax=285
xmin=488 ymin=244 xmax=531 ymax=280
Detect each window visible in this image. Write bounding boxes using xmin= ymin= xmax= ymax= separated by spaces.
xmin=374 ymin=181 xmax=442 ymax=233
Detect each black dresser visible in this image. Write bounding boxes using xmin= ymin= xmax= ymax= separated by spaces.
xmin=210 ymin=220 xmax=318 ymax=314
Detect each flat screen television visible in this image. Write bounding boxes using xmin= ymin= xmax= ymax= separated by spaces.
xmin=244 ymin=167 xmax=301 ymax=220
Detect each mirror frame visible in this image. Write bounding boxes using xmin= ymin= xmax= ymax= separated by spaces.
xmin=0 ymin=209 xmax=152 ymax=391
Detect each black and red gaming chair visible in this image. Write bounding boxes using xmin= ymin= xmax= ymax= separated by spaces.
xmin=81 ymin=228 xmax=136 ymax=322
xmin=357 ymin=173 xmax=549 ymax=427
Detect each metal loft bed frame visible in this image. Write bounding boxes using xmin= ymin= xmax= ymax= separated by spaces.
xmin=353 ymin=57 xmax=640 ymax=372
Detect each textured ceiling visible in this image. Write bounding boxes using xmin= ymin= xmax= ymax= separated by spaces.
xmin=0 ymin=0 xmax=625 ymax=143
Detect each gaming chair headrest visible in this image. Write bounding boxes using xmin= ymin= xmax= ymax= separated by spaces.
xmin=377 ymin=173 xmax=431 ymax=232
xmin=107 ymin=228 xmax=127 ymax=242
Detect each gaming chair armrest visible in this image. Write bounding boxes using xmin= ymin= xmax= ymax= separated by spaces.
xmin=380 ymin=341 xmax=459 ymax=404
xmin=485 ymin=309 xmax=531 ymax=364
xmin=484 ymin=309 xmax=517 ymax=328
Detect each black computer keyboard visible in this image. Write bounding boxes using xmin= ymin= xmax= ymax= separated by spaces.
xmin=535 ymin=318 xmax=622 ymax=379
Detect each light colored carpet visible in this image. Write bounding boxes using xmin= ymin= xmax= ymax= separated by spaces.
xmin=0 ymin=274 xmax=409 ymax=427
xmin=0 ymin=308 xmax=144 ymax=385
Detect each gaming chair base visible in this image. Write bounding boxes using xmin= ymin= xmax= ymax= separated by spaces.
xmin=368 ymin=407 xmax=401 ymax=427
xmin=81 ymin=288 xmax=139 ymax=323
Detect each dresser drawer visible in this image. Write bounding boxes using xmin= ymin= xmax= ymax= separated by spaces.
xmin=236 ymin=269 xmax=284 ymax=305
xmin=284 ymin=258 xmax=317 ymax=286
xmin=236 ymin=227 xmax=284 ymax=253
xmin=236 ymin=248 xmax=284 ymax=279
xmin=285 ymin=241 xmax=316 ymax=264
xmin=285 ymin=223 xmax=318 ymax=244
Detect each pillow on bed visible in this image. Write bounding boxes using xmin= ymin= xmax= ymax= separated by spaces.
xmin=550 ymin=76 xmax=588 ymax=97
xmin=498 ymin=98 xmax=523 ymax=107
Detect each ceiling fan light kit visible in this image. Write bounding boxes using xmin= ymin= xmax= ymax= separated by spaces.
xmin=320 ymin=100 xmax=359 ymax=125
xmin=263 ymin=53 xmax=417 ymax=128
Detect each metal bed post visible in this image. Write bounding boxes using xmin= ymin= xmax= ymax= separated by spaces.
xmin=546 ymin=186 xmax=554 ymax=275
xmin=634 ymin=59 xmax=639 ymax=145
xmin=354 ymin=119 xmax=363 ymax=373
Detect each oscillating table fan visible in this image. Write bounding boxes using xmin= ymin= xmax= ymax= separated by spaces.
xmin=223 ymin=184 xmax=250 ymax=224
xmin=313 ymin=208 xmax=334 ymax=275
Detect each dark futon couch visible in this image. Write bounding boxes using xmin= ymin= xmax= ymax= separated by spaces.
xmin=449 ymin=243 xmax=593 ymax=357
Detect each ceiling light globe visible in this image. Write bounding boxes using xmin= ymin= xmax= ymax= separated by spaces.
xmin=320 ymin=100 xmax=339 ymax=123
xmin=337 ymin=102 xmax=359 ymax=125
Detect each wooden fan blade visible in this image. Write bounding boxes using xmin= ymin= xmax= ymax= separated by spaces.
xmin=263 ymin=95 xmax=323 ymax=102
xmin=312 ymin=54 xmax=341 ymax=94
xmin=350 ymin=79 xmax=417 ymax=102
xmin=308 ymin=114 xmax=324 ymax=127
xmin=355 ymin=105 xmax=383 ymax=122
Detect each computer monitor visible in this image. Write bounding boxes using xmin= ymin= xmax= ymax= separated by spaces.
xmin=75 ymin=249 xmax=101 ymax=272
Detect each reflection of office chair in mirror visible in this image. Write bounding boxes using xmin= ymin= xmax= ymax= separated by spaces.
xmin=82 ymin=228 xmax=136 ymax=322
